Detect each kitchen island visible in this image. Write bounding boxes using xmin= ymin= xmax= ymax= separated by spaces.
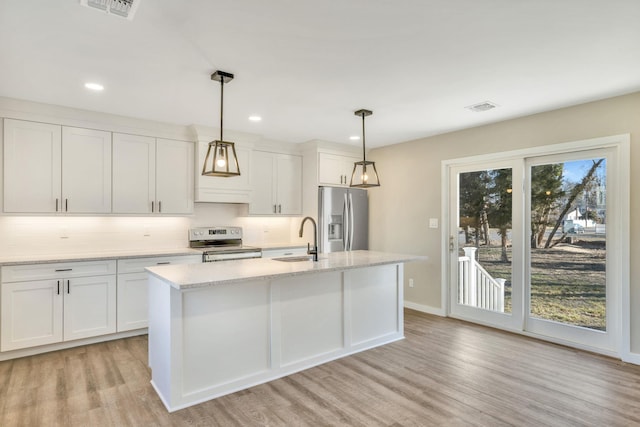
xmin=146 ymin=250 xmax=423 ymax=412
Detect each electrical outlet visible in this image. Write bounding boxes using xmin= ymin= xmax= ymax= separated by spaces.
xmin=409 ymin=278 xmax=414 ymax=288
xmin=60 ymin=227 xmax=69 ymax=239
xmin=429 ymin=218 xmax=439 ymax=229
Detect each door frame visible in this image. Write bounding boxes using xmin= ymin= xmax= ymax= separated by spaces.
xmin=441 ymin=134 xmax=630 ymax=358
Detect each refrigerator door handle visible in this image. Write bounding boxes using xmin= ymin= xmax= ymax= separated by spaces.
xmin=348 ymin=193 xmax=355 ymax=251
xmin=343 ymin=193 xmax=349 ymax=250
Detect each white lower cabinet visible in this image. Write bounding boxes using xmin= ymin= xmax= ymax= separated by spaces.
xmin=0 ymin=260 xmax=117 ymax=352
xmin=116 ymin=255 xmax=201 ymax=332
xmin=63 ymin=275 xmax=117 ymax=341
xmin=117 ymin=272 xmax=149 ymax=332
xmin=0 ymin=279 xmax=63 ymax=350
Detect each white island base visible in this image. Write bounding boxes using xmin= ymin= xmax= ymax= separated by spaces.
xmin=147 ymin=253 xmax=408 ymax=412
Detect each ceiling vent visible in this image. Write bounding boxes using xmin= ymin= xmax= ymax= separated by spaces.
xmin=466 ymin=101 xmax=498 ymax=113
xmin=80 ymin=0 xmax=140 ymax=20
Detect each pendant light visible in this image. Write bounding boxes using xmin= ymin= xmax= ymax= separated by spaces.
xmin=350 ymin=109 xmax=380 ymax=188
xmin=202 ymin=70 xmax=241 ymax=177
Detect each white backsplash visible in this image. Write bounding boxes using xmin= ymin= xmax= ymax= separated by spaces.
xmin=0 ymin=203 xmax=306 ymax=257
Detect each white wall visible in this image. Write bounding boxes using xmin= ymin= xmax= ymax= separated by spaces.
xmin=368 ymin=91 xmax=640 ymax=350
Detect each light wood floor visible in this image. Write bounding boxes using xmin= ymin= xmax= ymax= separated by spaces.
xmin=2 ymin=310 xmax=640 ymax=426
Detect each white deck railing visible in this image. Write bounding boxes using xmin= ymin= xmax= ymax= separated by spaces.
xmin=458 ymin=247 xmax=505 ymax=312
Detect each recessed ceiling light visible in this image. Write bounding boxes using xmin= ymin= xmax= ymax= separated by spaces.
xmin=248 ymin=115 xmax=262 ymax=122
xmin=349 ymin=136 xmax=360 ymax=141
xmin=84 ymin=82 xmax=104 ymax=91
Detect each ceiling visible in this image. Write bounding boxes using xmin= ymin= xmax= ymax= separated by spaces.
xmin=1 ymin=0 xmax=639 ymax=148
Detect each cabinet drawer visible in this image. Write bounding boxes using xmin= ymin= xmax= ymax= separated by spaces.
xmin=117 ymin=254 xmax=201 ymax=274
xmin=1 ymin=260 xmax=116 ymax=283
xmin=261 ymin=247 xmax=307 ymax=258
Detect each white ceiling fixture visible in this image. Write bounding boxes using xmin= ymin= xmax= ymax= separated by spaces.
xmin=466 ymin=101 xmax=499 ymax=113
xmin=248 ymin=116 xmax=262 ymax=122
xmin=79 ymin=0 xmax=140 ymax=20
xmin=84 ymin=82 xmax=104 ymax=91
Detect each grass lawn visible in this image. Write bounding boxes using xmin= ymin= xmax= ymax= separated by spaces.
xmin=470 ymin=237 xmax=606 ymax=331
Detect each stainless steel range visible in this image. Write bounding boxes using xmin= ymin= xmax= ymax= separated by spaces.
xmin=189 ymin=226 xmax=262 ymax=262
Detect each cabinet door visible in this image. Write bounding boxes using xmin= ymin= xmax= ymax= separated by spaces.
xmin=112 ymin=133 xmax=156 ymax=213
xmin=1 ymin=279 xmax=63 ymax=351
xmin=277 ymin=154 xmax=302 ymax=215
xmin=318 ymin=152 xmax=359 ymax=187
xmin=63 ymin=275 xmax=117 ymax=341
xmin=156 ymin=139 xmax=194 ymax=214
xmin=249 ymin=151 xmax=277 ymax=215
xmin=3 ymin=119 xmax=62 ymax=213
xmin=62 ymin=127 xmax=112 ymax=213
xmin=117 ymin=272 xmax=149 ymax=332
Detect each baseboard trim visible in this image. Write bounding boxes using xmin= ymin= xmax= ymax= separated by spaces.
xmin=404 ymin=301 xmax=445 ymax=316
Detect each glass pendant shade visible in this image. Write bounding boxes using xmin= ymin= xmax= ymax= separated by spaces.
xmin=350 ymin=160 xmax=380 ymax=187
xmin=350 ymin=109 xmax=380 ymax=188
xmin=201 ymin=70 xmax=241 ymax=177
xmin=202 ymin=140 xmax=241 ymax=177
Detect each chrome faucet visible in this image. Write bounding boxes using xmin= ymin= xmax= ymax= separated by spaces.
xmin=299 ymin=216 xmax=319 ymax=261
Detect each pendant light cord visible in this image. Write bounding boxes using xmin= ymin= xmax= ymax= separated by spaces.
xmin=219 ymin=78 xmax=224 ymax=142
xmin=361 ymin=112 xmax=366 ymax=162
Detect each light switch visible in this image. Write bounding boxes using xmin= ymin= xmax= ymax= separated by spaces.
xmin=429 ymin=218 xmax=439 ymax=229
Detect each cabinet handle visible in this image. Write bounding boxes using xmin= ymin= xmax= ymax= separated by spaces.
xmin=55 ymin=268 xmax=72 ymax=272
xmin=67 ymin=280 xmax=70 ymax=294
xmin=151 ymin=201 xmax=154 ymax=213
xmin=158 ymin=201 xmax=162 ymax=213
xmin=273 ymin=205 xmax=277 ymax=213
xmin=65 ymin=199 xmax=68 ymax=212
xmin=278 ymin=204 xmax=282 ymax=213
xmin=156 ymin=262 xmax=171 ymax=265
xmin=56 ymin=198 xmax=59 ymax=212
xmin=57 ymin=280 xmax=60 ymax=295
xmin=341 ymin=175 xmax=344 ymax=184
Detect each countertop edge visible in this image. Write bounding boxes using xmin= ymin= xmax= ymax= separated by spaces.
xmin=146 ymin=251 xmax=427 ymax=290
xmin=0 ymin=249 xmax=203 ymax=266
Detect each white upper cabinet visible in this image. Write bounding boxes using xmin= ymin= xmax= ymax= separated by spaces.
xmin=112 ymin=135 xmax=194 ymax=214
xmin=4 ymin=119 xmax=62 ymax=213
xmin=250 ymin=151 xmax=302 ymax=215
xmin=276 ymin=154 xmax=303 ymax=215
xmin=318 ymin=152 xmax=360 ymax=187
xmin=112 ymin=133 xmax=155 ymax=213
xmin=156 ymin=138 xmax=194 ymax=214
xmin=3 ymin=119 xmax=111 ymax=213
xmin=61 ymin=126 xmax=112 ymax=213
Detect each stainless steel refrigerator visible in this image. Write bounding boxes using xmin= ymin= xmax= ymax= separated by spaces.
xmin=318 ymin=186 xmax=368 ymax=253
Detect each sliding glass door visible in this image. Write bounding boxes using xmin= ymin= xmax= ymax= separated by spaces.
xmin=447 ymin=141 xmax=625 ymax=355
xmin=525 ymin=149 xmax=617 ymax=351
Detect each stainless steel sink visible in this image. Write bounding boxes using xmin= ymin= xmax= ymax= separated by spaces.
xmin=272 ymin=256 xmax=313 ymax=262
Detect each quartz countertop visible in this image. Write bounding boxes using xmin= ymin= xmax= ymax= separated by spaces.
xmin=146 ymin=250 xmax=426 ymax=290
xmin=0 ymin=248 xmax=202 ymax=266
